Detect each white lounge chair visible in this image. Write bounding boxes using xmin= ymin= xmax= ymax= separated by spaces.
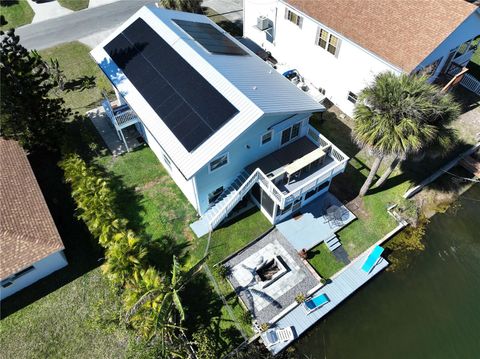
xmin=263 ymin=326 xmax=295 ymax=347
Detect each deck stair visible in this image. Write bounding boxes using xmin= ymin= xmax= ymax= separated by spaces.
xmin=190 ymin=170 xmax=251 ymax=237
xmin=325 ymin=234 xmax=341 ymax=251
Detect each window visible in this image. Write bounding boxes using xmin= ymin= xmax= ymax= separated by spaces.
xmin=208 ymin=186 xmax=224 ymax=204
xmin=316 ymin=27 xmax=340 ymax=56
xmin=1 ymin=266 xmax=35 ymax=288
xmin=347 ymin=91 xmax=358 ymax=104
xmin=261 ymin=131 xmax=273 ymax=145
xmin=285 ymin=9 xmax=303 ymax=28
xmin=317 ymin=29 xmax=328 ymax=49
xmin=281 ymin=122 xmax=302 ymax=145
xmin=281 ymin=127 xmax=291 ymax=145
xmin=209 ymin=153 xmax=228 ymax=172
xmin=327 ymin=34 xmax=339 ymax=55
xmin=418 ymin=57 xmax=443 ymax=77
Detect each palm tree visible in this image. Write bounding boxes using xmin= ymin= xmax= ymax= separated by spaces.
xmin=157 ymin=0 xmax=203 ymax=13
xmin=124 ymin=255 xmax=207 ymax=342
xmin=102 ymin=231 xmax=148 ymax=286
xmin=353 ymin=72 xmax=460 ymax=196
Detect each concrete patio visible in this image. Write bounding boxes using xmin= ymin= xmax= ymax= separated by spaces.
xmin=276 ymin=192 xmax=356 ymax=251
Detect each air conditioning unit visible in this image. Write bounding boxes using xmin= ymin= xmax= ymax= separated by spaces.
xmin=257 ymin=16 xmax=270 ymax=31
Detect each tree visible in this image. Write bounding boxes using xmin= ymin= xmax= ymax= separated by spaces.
xmin=353 ymin=72 xmax=460 ymax=196
xmin=0 ymin=29 xmax=71 ymax=151
xmin=156 ymin=0 xmax=203 ymax=13
xmin=124 ymin=255 xmax=207 ymax=356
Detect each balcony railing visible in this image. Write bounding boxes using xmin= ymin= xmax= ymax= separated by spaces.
xmin=102 ymin=100 xmax=139 ymax=129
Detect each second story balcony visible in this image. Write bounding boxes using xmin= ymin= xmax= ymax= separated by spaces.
xmin=246 ymin=125 xmax=348 ymax=209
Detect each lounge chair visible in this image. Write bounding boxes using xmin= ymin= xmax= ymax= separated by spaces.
xmin=263 ymin=327 xmax=295 ymax=347
xmin=303 ymin=293 xmax=329 ymax=314
xmin=361 ymin=245 xmax=384 ymax=273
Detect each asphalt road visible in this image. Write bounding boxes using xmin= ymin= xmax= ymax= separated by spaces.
xmin=17 ymin=0 xmax=155 ymax=50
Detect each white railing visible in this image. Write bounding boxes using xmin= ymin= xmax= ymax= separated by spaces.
xmin=460 ymin=73 xmax=480 ymax=95
xmin=207 ymin=127 xmax=350 ymax=230
xmin=115 ymin=107 xmax=139 ymax=126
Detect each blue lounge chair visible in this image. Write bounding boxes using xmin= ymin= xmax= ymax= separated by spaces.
xmin=362 ymin=245 xmax=384 ymax=273
xmin=303 ymin=293 xmax=329 ymax=314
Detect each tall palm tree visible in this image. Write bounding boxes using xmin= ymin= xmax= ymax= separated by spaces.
xmin=157 ymin=0 xmax=203 ymax=13
xmin=353 ymin=72 xmax=460 ymax=196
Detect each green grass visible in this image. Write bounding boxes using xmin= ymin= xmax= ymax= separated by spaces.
xmin=39 ymin=42 xmax=112 ymax=114
xmin=0 ymin=265 xmax=155 ymax=359
xmin=307 ymin=243 xmax=345 ymax=279
xmin=57 ymin=0 xmax=89 ymax=11
xmin=310 ymin=111 xmax=403 ymax=258
xmin=0 ymin=1 xmax=34 ymax=30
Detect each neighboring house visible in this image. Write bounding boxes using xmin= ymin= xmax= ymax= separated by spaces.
xmin=0 ymin=139 xmax=67 ymax=300
xmin=91 ymin=6 xmax=348 ymax=237
xmin=243 ymin=0 xmax=480 ymax=116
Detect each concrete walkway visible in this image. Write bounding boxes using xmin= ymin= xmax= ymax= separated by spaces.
xmin=27 ymin=0 xmax=73 ymax=23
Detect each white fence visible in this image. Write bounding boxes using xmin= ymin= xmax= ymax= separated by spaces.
xmin=460 ymin=73 xmax=480 ymax=95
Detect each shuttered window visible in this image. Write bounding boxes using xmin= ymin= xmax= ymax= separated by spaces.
xmin=285 ymin=9 xmax=303 ymax=28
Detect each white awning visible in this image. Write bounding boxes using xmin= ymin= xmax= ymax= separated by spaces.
xmin=285 ymin=148 xmax=325 ymax=176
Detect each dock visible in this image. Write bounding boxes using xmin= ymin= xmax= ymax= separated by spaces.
xmin=264 ymin=248 xmax=389 ymax=355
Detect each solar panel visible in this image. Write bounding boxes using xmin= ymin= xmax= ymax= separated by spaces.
xmin=173 ymin=19 xmax=247 ymax=56
xmin=104 ymin=18 xmax=239 ymax=152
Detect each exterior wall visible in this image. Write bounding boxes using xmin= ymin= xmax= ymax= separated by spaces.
xmin=0 ymin=251 xmax=68 ymax=300
xmin=194 ymin=112 xmax=312 ymax=214
xmin=243 ymin=0 xmax=402 ymax=117
xmin=414 ymin=11 xmax=480 ymax=80
xmin=136 ymin=120 xmax=200 ymax=212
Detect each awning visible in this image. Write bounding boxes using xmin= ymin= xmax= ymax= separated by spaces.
xmin=285 ymin=148 xmax=326 ymax=176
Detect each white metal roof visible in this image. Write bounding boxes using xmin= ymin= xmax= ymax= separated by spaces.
xmin=91 ymin=5 xmax=323 ymax=179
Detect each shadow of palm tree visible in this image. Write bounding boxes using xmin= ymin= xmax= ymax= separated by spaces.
xmin=64 ymin=75 xmax=96 ymax=92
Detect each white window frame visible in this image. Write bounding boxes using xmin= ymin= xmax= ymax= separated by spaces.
xmin=316 ymin=27 xmax=340 ymax=56
xmin=285 ymin=8 xmax=303 ymax=28
xmin=162 ymin=153 xmax=172 ymax=170
xmin=280 ymin=121 xmax=303 ymax=146
xmin=347 ymin=91 xmax=358 ymax=104
xmin=209 ymin=153 xmax=229 ymax=173
xmin=260 ymin=130 xmax=273 ymax=146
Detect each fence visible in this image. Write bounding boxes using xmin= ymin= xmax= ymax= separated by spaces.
xmin=459 ymin=73 xmax=480 ymax=95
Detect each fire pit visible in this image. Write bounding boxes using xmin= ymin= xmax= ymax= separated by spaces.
xmin=255 ymin=256 xmax=288 ymax=288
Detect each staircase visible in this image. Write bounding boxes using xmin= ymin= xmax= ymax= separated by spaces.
xmin=325 ymin=234 xmax=341 ymax=252
xmin=190 ymin=170 xmax=252 ymax=237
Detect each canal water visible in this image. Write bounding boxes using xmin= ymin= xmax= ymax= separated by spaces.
xmin=296 ymin=185 xmax=480 ymax=359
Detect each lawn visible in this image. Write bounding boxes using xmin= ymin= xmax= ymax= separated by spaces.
xmin=310 ymin=110 xmax=403 ymax=258
xmin=39 ymin=42 xmax=112 ymax=114
xmin=307 ymin=243 xmax=345 ymax=279
xmin=58 ymin=0 xmax=89 ymax=11
xmin=0 ymin=0 xmax=34 ymax=30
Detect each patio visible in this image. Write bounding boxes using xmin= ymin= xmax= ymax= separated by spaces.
xmin=276 ymin=192 xmax=356 ymax=251
xmin=224 ymin=228 xmax=320 ymax=324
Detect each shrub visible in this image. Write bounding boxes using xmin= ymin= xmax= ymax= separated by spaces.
xmin=294 ymin=293 xmax=306 ymax=303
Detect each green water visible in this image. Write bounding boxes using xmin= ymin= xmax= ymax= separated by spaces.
xmin=296 ymin=185 xmax=480 ymax=359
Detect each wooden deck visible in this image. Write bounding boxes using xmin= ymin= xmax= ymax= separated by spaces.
xmin=264 ymin=248 xmax=389 ymax=355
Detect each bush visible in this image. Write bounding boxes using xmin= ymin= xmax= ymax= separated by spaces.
xmin=217 ymin=265 xmax=230 ymax=279
xmin=192 ymin=329 xmax=218 ymax=359
xmin=294 ymin=293 xmax=306 ymax=303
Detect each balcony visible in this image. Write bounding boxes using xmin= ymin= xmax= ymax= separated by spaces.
xmin=246 ymin=125 xmax=348 ymax=208
xmin=102 ymin=99 xmax=139 ymax=130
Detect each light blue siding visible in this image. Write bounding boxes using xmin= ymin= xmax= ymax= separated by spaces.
xmin=194 ymin=112 xmax=313 ymax=214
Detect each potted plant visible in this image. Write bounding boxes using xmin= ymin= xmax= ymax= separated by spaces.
xmin=259 ymin=323 xmax=270 ymax=332
xmin=295 ymin=293 xmax=306 ymax=303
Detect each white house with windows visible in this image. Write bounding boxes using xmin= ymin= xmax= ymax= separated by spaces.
xmin=244 ymin=0 xmax=480 ymax=116
xmin=91 ymin=6 xmax=349 ymax=237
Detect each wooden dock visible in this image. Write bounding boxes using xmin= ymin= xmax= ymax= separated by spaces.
xmin=265 ymin=248 xmax=389 ymax=355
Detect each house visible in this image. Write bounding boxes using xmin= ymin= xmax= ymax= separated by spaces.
xmin=91 ymin=5 xmax=348 ymax=237
xmin=243 ymin=0 xmax=480 ymax=116
xmin=0 ymin=139 xmax=67 ymax=300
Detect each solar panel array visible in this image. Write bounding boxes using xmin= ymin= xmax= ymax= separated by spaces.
xmin=173 ymin=19 xmax=248 ymax=56
xmin=104 ymin=18 xmax=239 ymax=152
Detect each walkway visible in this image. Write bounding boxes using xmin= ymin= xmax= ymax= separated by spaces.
xmin=264 ymin=247 xmax=389 ymax=355
xmin=276 ymin=193 xmax=356 ymax=251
